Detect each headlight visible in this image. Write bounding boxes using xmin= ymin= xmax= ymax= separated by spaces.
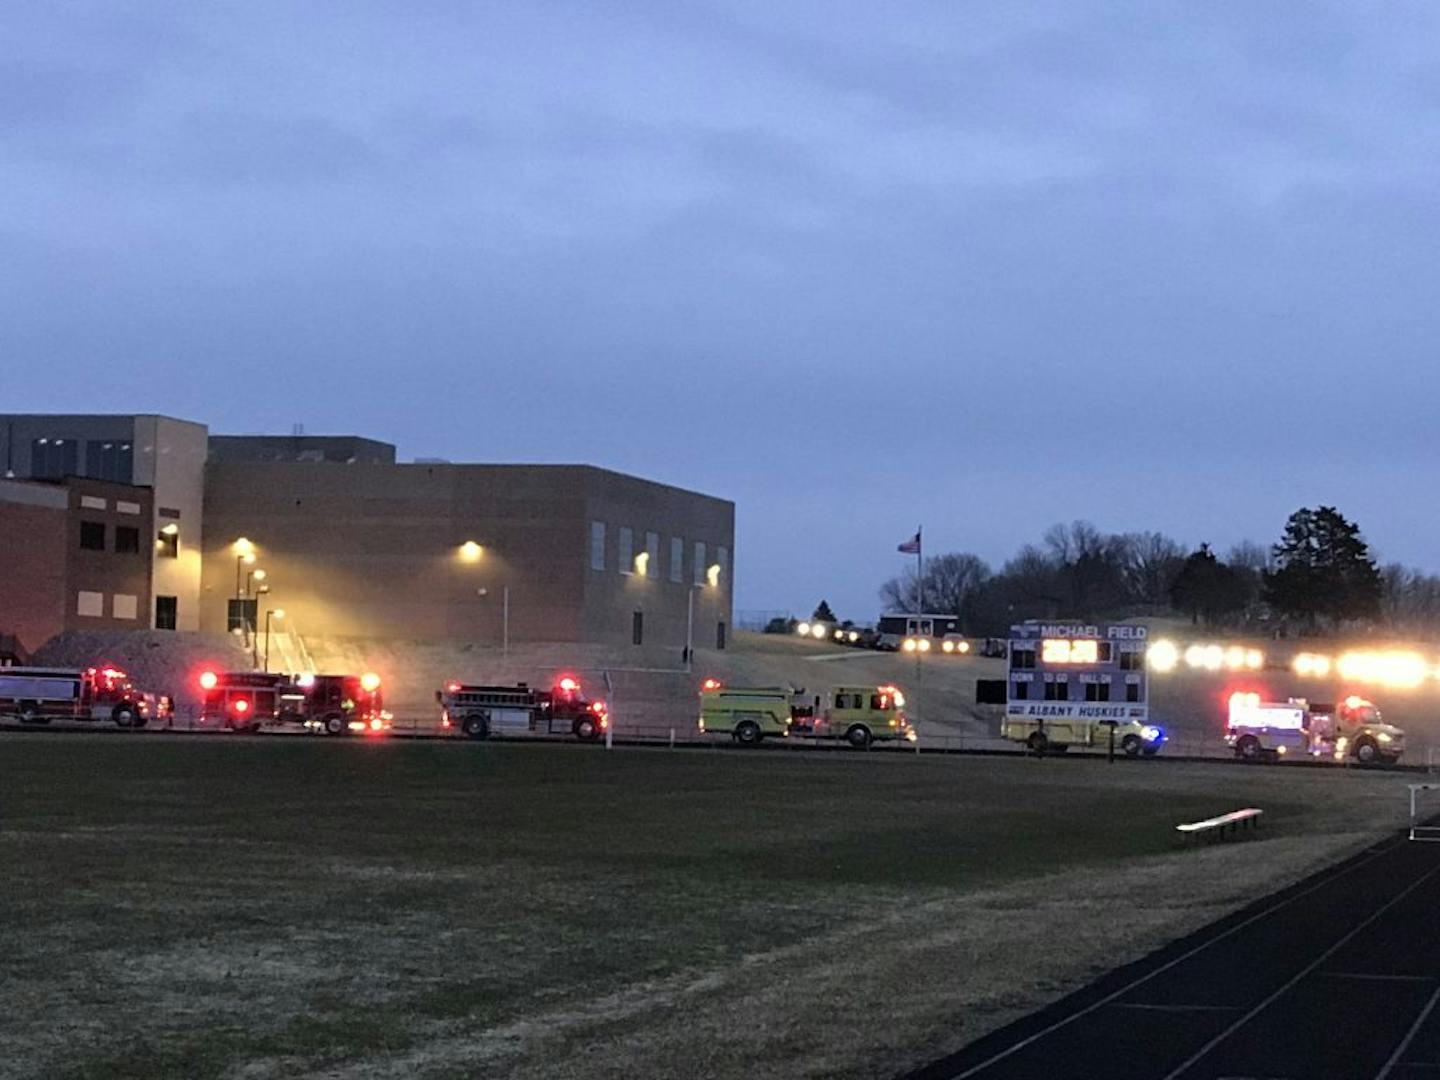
xmin=1378 ymin=732 xmax=1393 ymax=743
xmin=918 ymin=639 xmax=932 ymax=652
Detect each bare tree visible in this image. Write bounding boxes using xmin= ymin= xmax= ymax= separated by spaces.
xmin=1115 ymin=531 xmax=1185 ymax=609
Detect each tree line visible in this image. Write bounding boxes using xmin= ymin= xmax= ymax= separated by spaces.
xmin=861 ymin=506 xmax=1438 ymax=638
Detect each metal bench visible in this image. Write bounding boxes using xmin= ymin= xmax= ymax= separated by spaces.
xmin=1176 ymin=807 xmax=1263 ymax=841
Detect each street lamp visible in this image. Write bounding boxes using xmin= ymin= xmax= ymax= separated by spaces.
xmin=685 ymin=564 xmax=724 ymax=672
xmin=263 ymin=609 xmax=285 ymax=672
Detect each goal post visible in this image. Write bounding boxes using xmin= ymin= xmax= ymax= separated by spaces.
xmin=1408 ymin=784 xmax=1440 ymax=842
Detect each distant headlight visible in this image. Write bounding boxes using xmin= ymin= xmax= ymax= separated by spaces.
xmin=1378 ymin=732 xmax=1393 ymax=743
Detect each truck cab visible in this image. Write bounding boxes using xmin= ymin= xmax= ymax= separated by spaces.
xmin=1309 ymin=696 xmax=1405 ymax=764
xmin=281 ymin=672 xmax=388 ymax=735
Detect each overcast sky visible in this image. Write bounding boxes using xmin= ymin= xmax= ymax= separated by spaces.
xmin=7 ymin=2 xmax=1440 ymax=619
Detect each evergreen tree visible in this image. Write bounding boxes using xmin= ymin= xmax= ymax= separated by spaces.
xmin=1264 ymin=507 xmax=1382 ymax=625
xmin=811 ymin=599 xmax=837 ymax=624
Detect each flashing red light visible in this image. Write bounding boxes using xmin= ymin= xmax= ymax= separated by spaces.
xmin=558 ymin=676 xmax=579 ymax=694
xmin=369 ymin=717 xmax=383 ymax=731
xmin=360 ymin=672 xmax=382 ymax=693
xmin=600 ymin=716 xmax=609 ymax=730
xmin=100 ymin=667 xmax=127 ymax=681
xmin=446 ymin=681 xmax=461 ymax=693
xmin=233 ymin=698 xmax=250 ymax=714
xmin=199 ymin=671 xmax=219 ymax=691
xmin=442 ymin=716 xmax=452 ymax=728
xmin=701 ymin=678 xmax=722 ymax=691
xmin=590 ymin=700 xmax=606 ymax=714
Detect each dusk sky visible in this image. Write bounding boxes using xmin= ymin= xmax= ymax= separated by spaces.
xmin=7 ymin=3 xmax=1440 ymax=620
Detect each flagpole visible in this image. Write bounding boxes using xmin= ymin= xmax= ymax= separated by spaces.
xmin=916 ymin=525 xmax=923 ymax=614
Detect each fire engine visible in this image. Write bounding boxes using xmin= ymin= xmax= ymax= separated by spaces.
xmin=436 ymin=676 xmax=608 ymax=741
xmin=999 ymin=622 xmax=1165 ymax=756
xmin=198 ymin=670 xmax=285 ymax=733
xmin=279 ymin=672 xmax=389 ymax=735
xmin=697 ymin=680 xmax=914 ymax=748
xmin=0 ymin=666 xmax=159 ymax=727
xmin=1226 ymin=692 xmax=1405 ymax=764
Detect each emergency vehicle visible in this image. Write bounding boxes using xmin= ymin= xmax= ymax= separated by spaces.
xmin=198 ymin=670 xmax=285 ymax=733
xmin=279 ymin=672 xmax=389 ymax=735
xmin=0 ymin=666 xmax=158 ymax=727
xmin=698 ymin=680 xmax=914 ymax=748
xmin=875 ymin=613 xmax=962 ymax=651
xmin=436 ymin=676 xmax=608 ymax=741
xmin=1226 ymin=692 xmax=1405 ymax=764
xmin=999 ymin=622 xmax=1165 ymax=756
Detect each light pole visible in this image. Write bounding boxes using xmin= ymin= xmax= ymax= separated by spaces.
xmin=263 ymin=609 xmax=285 ymax=672
xmin=233 ymin=538 xmax=256 ymax=646
xmin=685 ymin=564 xmax=723 ymax=672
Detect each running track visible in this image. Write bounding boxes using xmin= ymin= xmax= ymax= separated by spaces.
xmin=905 ymin=827 xmax=1440 ymax=1080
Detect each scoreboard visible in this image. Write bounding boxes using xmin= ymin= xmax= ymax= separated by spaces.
xmin=1007 ymin=622 xmax=1149 ymax=723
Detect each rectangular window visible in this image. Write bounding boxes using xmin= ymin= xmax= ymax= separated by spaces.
xmin=670 ymin=537 xmax=684 ymax=583
xmin=116 ymin=500 xmax=141 ymax=515
xmin=716 ymin=546 xmax=729 ymax=588
xmin=1012 ymin=680 xmax=1029 ymax=700
xmin=1044 ymin=679 xmax=1068 ymax=702
xmin=632 ymin=610 xmax=644 ymax=646
xmin=115 ymin=526 xmax=141 ymax=554
xmin=156 ymin=530 xmax=179 ymax=558
xmin=1126 ymin=682 xmax=1141 ymax=703
xmin=77 ymin=591 xmax=104 ymax=617
xmin=31 ymin=437 xmax=77 ymax=479
xmin=1010 ymin=647 xmax=1036 ymax=671
xmin=80 ymin=495 xmax=107 ymax=511
xmin=86 ymin=440 xmax=133 ymax=483
xmin=1084 ymin=681 xmax=1111 ymax=702
xmin=1119 ymin=649 xmax=1142 ymax=671
xmin=155 ymin=596 xmax=178 ymax=631
xmin=112 ymin=594 xmax=138 ymax=620
xmin=618 ymin=526 xmax=634 ymax=575
xmin=645 ymin=531 xmax=660 ymax=579
xmin=693 ymin=541 xmax=706 ymax=585
xmin=716 ymin=621 xmax=727 ymax=650
xmin=80 ymin=521 xmax=106 ymax=550
xmin=589 ymin=521 xmax=606 ymax=571
xmin=227 ymin=598 xmax=258 ymax=634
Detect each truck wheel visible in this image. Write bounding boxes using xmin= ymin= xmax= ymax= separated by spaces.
xmin=20 ymin=705 xmax=49 ymax=725
xmin=1121 ymin=735 xmax=1141 ymax=757
xmin=1354 ymin=739 xmax=1378 ymax=765
xmin=574 ymin=716 xmax=598 ymax=741
xmin=1236 ymin=735 xmax=1261 ymax=762
xmin=462 ymin=714 xmax=489 ymax=740
xmin=112 ymin=705 xmax=138 ymax=728
xmin=1026 ymin=732 xmax=1049 ymax=756
xmin=845 ymin=725 xmax=872 ymax=750
xmin=735 ymin=720 xmax=761 ymax=746
xmin=323 ymin=714 xmax=347 ymax=736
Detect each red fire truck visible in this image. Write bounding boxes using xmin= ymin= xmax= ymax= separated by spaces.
xmin=198 ymin=670 xmax=286 ymax=733
xmin=0 ymin=666 xmax=160 ymax=727
xmin=279 ymin=672 xmax=389 ymax=735
xmin=436 ymin=676 xmax=609 ymax=741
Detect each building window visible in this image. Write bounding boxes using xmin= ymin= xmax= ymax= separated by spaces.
xmin=632 ymin=610 xmax=644 ymax=646
xmin=227 ymin=598 xmax=257 ymax=634
xmin=113 ymin=594 xmax=138 ymax=620
xmin=155 ymin=596 xmax=178 ymax=631
xmin=669 ymin=537 xmax=684 ymax=583
xmin=589 ymin=521 xmax=606 ymax=571
xmin=80 ymin=521 xmax=106 ymax=550
xmin=716 ymin=621 xmax=727 ymax=650
xmin=77 ymin=591 xmax=104 ymax=617
xmin=693 ymin=541 xmax=706 ymax=585
xmin=31 ymin=437 xmax=77 ymax=479
xmin=156 ymin=530 xmax=179 ymax=558
xmin=645 ymin=531 xmax=660 ymax=579
xmin=115 ymin=526 xmax=141 ymax=554
xmin=86 ymin=440 xmax=134 ymax=483
xmin=618 ymin=527 xmax=634 ymax=575
xmin=716 ymin=546 xmax=729 ymax=588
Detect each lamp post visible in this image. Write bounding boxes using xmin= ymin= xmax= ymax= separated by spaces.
xmin=263 ymin=609 xmax=285 ymax=672
xmin=684 ymin=564 xmax=723 ymax=672
xmin=233 ymin=538 xmax=257 ymax=647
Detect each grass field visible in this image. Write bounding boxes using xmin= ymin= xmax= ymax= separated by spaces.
xmin=1 ymin=735 xmax=1419 ymax=1079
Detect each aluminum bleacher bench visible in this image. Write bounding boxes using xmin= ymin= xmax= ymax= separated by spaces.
xmin=1176 ymin=807 xmax=1263 ymax=841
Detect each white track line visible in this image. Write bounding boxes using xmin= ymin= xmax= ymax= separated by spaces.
xmin=1159 ymin=862 xmax=1440 ymax=1080
xmin=1376 ymin=985 xmax=1440 ymax=1080
xmin=948 ymin=838 xmax=1405 ymax=1079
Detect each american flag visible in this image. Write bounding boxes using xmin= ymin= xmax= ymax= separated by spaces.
xmin=897 ymin=531 xmax=921 ymax=554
